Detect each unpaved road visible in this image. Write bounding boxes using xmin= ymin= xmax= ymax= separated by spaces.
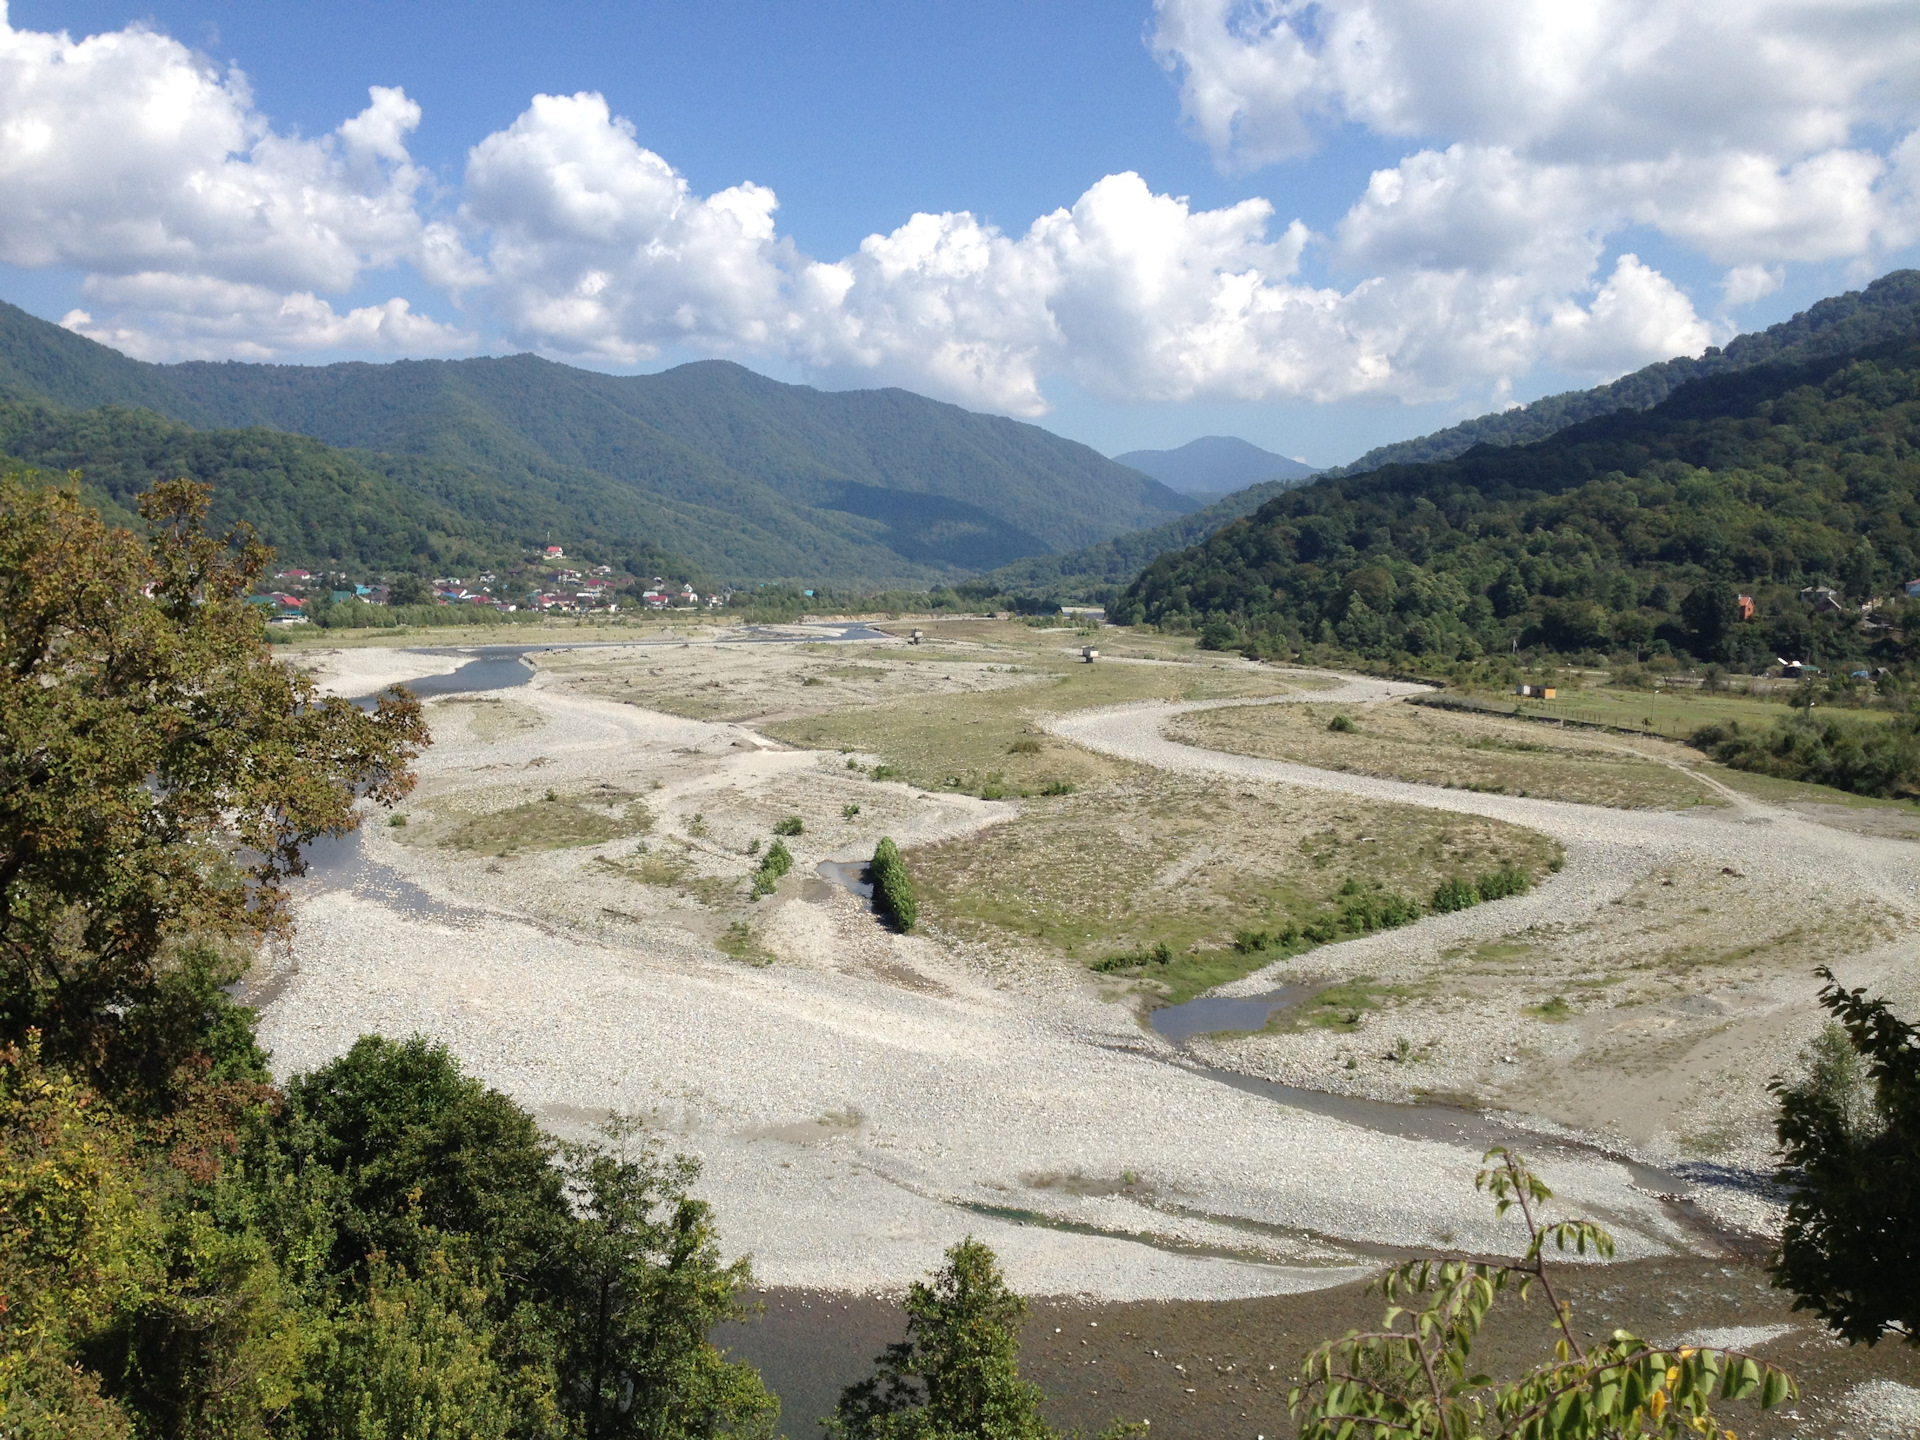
xmin=259 ymin=648 xmax=1909 ymax=1297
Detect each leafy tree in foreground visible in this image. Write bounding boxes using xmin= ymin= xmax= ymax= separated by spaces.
xmin=828 ymin=1238 xmax=1052 ymax=1440
xmin=1290 ymin=1149 xmax=1797 ymax=1439
xmin=549 ymin=1119 xmax=777 ymax=1440
xmin=1772 ymin=968 xmax=1920 ymax=1345
xmin=0 ymin=474 xmax=428 ymax=1110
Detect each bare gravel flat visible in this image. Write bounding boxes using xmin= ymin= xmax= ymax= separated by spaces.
xmin=259 ymin=643 xmax=1747 ymax=1300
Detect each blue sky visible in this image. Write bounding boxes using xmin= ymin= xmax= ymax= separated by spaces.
xmin=2 ymin=0 xmax=1916 ymax=465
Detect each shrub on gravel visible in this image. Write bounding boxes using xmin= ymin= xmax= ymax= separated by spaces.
xmin=1328 ymin=713 xmax=1357 ymax=733
xmin=1338 ymin=887 xmax=1421 ymax=934
xmin=773 ymin=815 xmax=804 ymax=836
xmin=751 ymin=839 xmax=793 ymax=896
xmin=1091 ymin=940 xmax=1174 ymax=972
xmin=871 ymin=837 xmax=918 ymax=931
xmin=1431 ymin=877 xmax=1480 ymax=912
xmin=1234 ymin=926 xmax=1299 ymax=955
xmin=1475 ymin=864 xmax=1530 ymax=902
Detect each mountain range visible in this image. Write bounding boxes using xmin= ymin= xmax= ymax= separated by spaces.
xmin=1112 ymin=436 xmax=1317 ymax=498
xmin=3 ymin=270 xmax=1918 ymax=597
xmin=0 ymin=303 xmax=1193 ymax=583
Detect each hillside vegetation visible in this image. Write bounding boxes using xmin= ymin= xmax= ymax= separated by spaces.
xmin=1116 ymin=334 xmax=1920 ymax=676
xmin=1322 ymin=269 xmax=1920 ymax=477
xmin=0 ymin=303 xmax=1192 ymax=581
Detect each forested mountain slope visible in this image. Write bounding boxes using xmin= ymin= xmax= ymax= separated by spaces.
xmin=1115 ymin=333 xmax=1920 ymax=671
xmin=0 ymin=303 xmax=1193 ymax=579
xmin=999 ymin=273 xmax=1920 ymax=603
xmin=1323 ymin=269 xmax=1920 ymax=478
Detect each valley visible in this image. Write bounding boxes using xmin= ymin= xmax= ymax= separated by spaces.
xmin=266 ymin=621 xmax=1920 ymax=1309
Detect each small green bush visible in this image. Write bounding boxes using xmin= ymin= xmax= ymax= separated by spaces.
xmin=980 ymin=778 xmax=1006 ymax=800
xmin=1008 ymin=737 xmax=1042 ymax=754
xmin=750 ymin=838 xmax=794 ymax=897
xmin=871 ymin=836 xmax=917 ymax=931
xmin=1091 ymin=940 xmax=1174 ymax=972
xmin=388 ymin=813 xmax=407 ymax=828
xmin=870 ymin=764 xmax=901 ymax=782
xmin=1431 ymin=877 xmax=1480 ymax=913
xmin=1340 ymin=889 xmax=1421 ymax=933
xmin=773 ymin=815 xmax=804 ymax=836
xmin=1302 ymin=919 xmax=1339 ymax=944
xmin=1040 ymin=778 xmax=1077 ymax=796
xmin=1476 ymin=864 xmax=1530 ymax=902
xmin=1328 ymin=714 xmax=1357 ymax=733
xmin=1234 ymin=926 xmax=1299 ymax=955
xmin=843 ymin=803 xmax=861 ymax=818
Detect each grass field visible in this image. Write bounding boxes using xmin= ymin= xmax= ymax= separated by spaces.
xmin=912 ymin=771 xmax=1560 ymax=1005
xmin=1170 ymin=699 xmax=1720 ymax=809
xmin=710 ymin=623 xmax=1564 ymax=1002
xmin=1458 ymin=679 xmax=1896 ymax=740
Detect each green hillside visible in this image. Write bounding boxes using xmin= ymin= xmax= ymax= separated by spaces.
xmin=1324 ymin=270 xmax=1920 ymax=478
xmin=994 ymin=272 xmax=1920 ymax=603
xmin=0 ymin=303 xmax=1193 ymax=581
xmin=1115 ymin=332 xmax=1920 ymax=673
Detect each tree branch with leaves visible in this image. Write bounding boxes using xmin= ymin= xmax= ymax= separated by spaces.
xmin=1289 ymin=1149 xmax=1797 ymax=1440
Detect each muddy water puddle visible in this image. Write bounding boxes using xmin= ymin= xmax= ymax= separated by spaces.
xmin=816 ymin=859 xmax=875 ymax=898
xmin=1148 ymin=986 xmax=1317 ymax=1043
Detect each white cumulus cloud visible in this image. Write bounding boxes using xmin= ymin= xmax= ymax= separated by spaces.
xmin=458 ymin=92 xmax=797 ymax=363
xmin=0 ymin=2 xmax=473 ymax=356
xmin=0 ymin=2 xmax=1913 ymax=412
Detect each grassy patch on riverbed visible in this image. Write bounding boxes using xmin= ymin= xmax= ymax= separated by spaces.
xmin=400 ymin=786 xmax=655 ymax=857
xmin=1170 ymin=698 xmax=1720 ymax=809
xmin=911 ymin=772 xmax=1560 ymax=1003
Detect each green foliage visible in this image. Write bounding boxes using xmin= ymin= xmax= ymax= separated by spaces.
xmin=1290 ymin=1148 xmax=1798 ymax=1439
xmin=772 ymin=815 xmax=805 ymax=836
xmin=827 ymin=1238 xmax=1052 ymax=1440
xmin=295 ymin=1251 xmax=523 ymax=1440
xmin=1771 ymin=968 xmax=1920 ymax=1346
xmin=751 ymin=840 xmax=794 ymax=897
xmin=1234 ymin=926 xmax=1298 ymax=955
xmin=1116 ymin=333 xmax=1920 ymax=670
xmin=871 ymin=838 xmax=918 ymax=933
xmin=1091 ymin=941 xmax=1175 ymax=973
xmin=1691 ymin=713 xmax=1920 ymax=798
xmin=1476 ymin=865 xmax=1532 ymax=902
xmin=277 ymin=1036 xmax=568 ymax=1289
xmin=548 ymin=1121 xmax=778 ymax=1440
xmin=0 ymin=476 xmax=428 ymax=1110
xmin=1431 ymin=878 xmax=1481 ymax=913
xmin=1038 ymin=779 xmax=1077 ymax=796
xmin=1328 ymin=713 xmax=1357 ymax=733
xmin=1337 ymin=886 xmax=1421 ymax=934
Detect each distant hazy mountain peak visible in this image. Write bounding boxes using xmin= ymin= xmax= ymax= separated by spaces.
xmin=1112 ymin=435 xmax=1317 ymax=495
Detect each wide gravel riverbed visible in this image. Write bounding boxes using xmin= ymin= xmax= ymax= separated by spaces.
xmin=259 ymin=645 xmax=1913 ymax=1299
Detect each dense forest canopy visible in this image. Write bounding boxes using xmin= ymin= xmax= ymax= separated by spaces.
xmin=1114 ymin=336 xmax=1920 ymax=673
